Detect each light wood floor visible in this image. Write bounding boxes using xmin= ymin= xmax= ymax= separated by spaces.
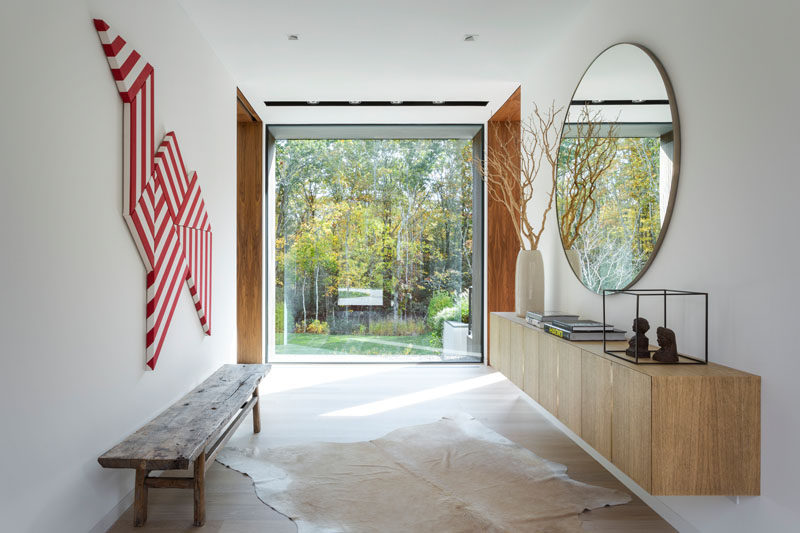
xmin=108 ymin=364 xmax=675 ymax=532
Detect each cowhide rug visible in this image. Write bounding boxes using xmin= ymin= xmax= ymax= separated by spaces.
xmin=217 ymin=414 xmax=630 ymax=532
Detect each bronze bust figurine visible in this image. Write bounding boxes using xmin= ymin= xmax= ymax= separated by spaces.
xmin=626 ymin=317 xmax=650 ymax=358
xmin=653 ymin=327 xmax=679 ymax=362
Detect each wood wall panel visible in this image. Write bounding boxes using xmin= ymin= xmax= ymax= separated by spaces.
xmin=489 ymin=314 xmax=501 ymax=372
xmin=538 ymin=334 xmax=558 ymax=415
xmin=236 ymin=90 xmax=263 ymax=364
xmin=651 ymin=376 xmax=760 ymax=495
xmin=581 ymin=351 xmax=613 ymax=459
xmin=507 ymin=322 xmax=525 ymax=388
xmin=522 ymin=327 xmax=539 ymax=400
xmin=486 ymin=87 xmax=520 ymax=366
xmin=612 ymin=364 xmax=652 ymax=491
xmin=496 ymin=316 xmax=511 ymax=376
xmin=556 ymin=343 xmax=582 ymax=434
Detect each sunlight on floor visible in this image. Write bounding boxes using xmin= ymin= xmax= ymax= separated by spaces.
xmin=321 ymin=371 xmax=505 ymax=417
xmin=261 ymin=364 xmax=410 ymax=395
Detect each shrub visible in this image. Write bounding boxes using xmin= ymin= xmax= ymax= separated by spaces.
xmin=427 ymin=291 xmax=454 ymax=329
xmin=429 ymin=291 xmax=470 ymax=346
xmin=368 ymin=318 xmax=427 ymax=336
xmin=294 ymin=319 xmax=330 ymax=334
xmin=306 ymin=319 xmax=330 ymax=334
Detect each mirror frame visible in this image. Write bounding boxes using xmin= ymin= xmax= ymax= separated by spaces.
xmin=557 ymin=42 xmax=681 ymax=292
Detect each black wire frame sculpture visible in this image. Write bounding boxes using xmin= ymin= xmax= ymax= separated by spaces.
xmin=602 ymin=289 xmax=708 ymax=365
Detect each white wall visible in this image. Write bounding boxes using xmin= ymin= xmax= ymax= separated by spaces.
xmin=0 ymin=1 xmax=237 ymax=531
xmin=522 ymin=1 xmax=800 ymax=531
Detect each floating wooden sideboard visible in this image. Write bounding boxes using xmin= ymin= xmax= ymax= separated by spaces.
xmin=489 ymin=312 xmax=760 ymax=495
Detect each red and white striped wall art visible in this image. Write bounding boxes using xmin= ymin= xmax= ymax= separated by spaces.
xmin=94 ymin=19 xmax=212 ymax=370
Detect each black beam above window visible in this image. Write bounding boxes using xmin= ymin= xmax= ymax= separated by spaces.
xmin=264 ymin=101 xmax=489 ymax=107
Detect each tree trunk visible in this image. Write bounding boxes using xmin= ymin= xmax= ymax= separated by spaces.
xmin=301 ymin=276 xmax=307 ymax=329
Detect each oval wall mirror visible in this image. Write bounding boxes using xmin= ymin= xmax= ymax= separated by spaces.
xmin=556 ymin=43 xmax=680 ymax=293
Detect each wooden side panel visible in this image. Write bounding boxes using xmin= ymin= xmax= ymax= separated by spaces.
xmin=651 ymin=375 xmax=761 ymax=495
xmin=612 ymin=365 xmax=652 ymax=491
xmin=496 ymin=316 xmax=511 ymax=376
xmin=556 ymin=342 xmax=582 ymax=434
xmin=522 ymin=327 xmax=539 ymax=401
xmin=581 ymin=351 xmax=613 ymax=459
xmin=486 ymin=88 xmax=520 ymax=320
xmin=507 ymin=322 xmax=525 ymax=388
xmin=236 ymin=95 xmax=263 ymax=364
xmin=489 ymin=314 xmax=501 ymax=369
xmin=538 ymin=334 xmax=558 ymax=415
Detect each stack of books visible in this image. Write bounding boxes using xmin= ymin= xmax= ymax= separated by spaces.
xmin=542 ymin=317 xmax=626 ymax=341
xmin=525 ymin=311 xmax=579 ymax=328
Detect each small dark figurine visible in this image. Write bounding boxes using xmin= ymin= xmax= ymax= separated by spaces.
xmin=653 ymin=327 xmax=679 ymax=362
xmin=626 ymin=317 xmax=650 ymax=358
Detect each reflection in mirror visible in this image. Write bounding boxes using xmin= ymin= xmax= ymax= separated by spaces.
xmin=557 ymin=43 xmax=678 ymax=293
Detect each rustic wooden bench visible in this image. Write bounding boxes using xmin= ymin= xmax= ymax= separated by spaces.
xmin=98 ymin=363 xmax=270 ymax=527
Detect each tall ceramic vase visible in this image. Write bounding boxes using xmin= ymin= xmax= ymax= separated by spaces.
xmin=515 ymin=249 xmax=544 ymax=317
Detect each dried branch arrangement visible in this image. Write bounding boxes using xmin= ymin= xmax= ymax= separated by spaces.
xmin=557 ymin=107 xmax=618 ymax=249
xmin=474 ymin=102 xmax=564 ymax=251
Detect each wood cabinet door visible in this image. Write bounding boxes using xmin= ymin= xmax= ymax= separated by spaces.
xmin=581 ymin=352 xmax=612 ymax=459
xmin=538 ymin=334 xmax=558 ymax=415
xmin=507 ymin=322 xmax=525 ymax=388
xmin=489 ymin=314 xmax=510 ymax=374
xmin=522 ymin=327 xmax=539 ymax=401
xmin=489 ymin=314 xmax=500 ymax=371
xmin=556 ymin=342 xmax=582 ymax=434
xmin=612 ymin=364 xmax=652 ymax=491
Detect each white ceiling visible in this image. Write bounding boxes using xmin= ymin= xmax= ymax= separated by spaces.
xmin=178 ymin=0 xmax=590 ymax=124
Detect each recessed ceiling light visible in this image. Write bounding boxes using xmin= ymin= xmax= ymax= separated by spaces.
xmin=287 ymin=34 xmax=299 ymax=41
xmin=591 ymin=99 xmax=604 ymax=103
xmin=390 ymin=100 xmax=403 ymax=105
xmin=349 ymin=100 xmax=361 ymax=105
xmin=463 ymin=34 xmax=478 ymax=42
xmin=432 ymin=100 xmax=445 ymax=105
xmin=307 ymin=100 xmax=319 ymax=105
xmin=632 ymin=99 xmax=645 ymax=103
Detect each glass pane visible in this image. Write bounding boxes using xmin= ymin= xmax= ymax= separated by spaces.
xmin=272 ymin=138 xmax=480 ymax=362
xmin=557 ymin=136 xmax=663 ymax=292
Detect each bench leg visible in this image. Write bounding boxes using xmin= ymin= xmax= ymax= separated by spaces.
xmin=134 ymin=468 xmax=148 ymax=527
xmin=252 ymin=387 xmax=261 ymax=434
xmin=193 ymin=452 xmax=206 ymax=526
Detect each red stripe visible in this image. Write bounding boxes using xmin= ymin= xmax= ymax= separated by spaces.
xmin=207 ymin=232 xmax=212 ymax=334
xmin=112 ymin=50 xmax=140 ymax=81
xmin=152 ymin=231 xmax=182 ymax=311
xmin=157 ymin=149 xmax=182 ymax=216
xmin=191 ymin=194 xmax=205 ymax=229
xmin=165 ymin=137 xmax=187 ymax=193
xmin=129 ymin=95 xmax=137 ymax=215
xmin=93 ymin=19 xmax=109 ymax=31
xmin=129 ymin=209 xmax=154 ymax=267
xmin=169 ymin=132 xmax=189 ymax=190
xmin=102 ymin=35 xmax=125 ymax=57
xmin=147 ymin=259 xmax=187 ymax=370
xmin=150 ymin=74 xmax=154 ymax=181
xmin=199 ymin=209 xmax=209 ymax=232
xmin=140 ymin=78 xmax=147 ymax=203
xmin=181 ymin=182 xmax=201 ymax=227
xmin=151 ymin=240 xmax=186 ymax=349
xmin=121 ymin=64 xmax=153 ymax=103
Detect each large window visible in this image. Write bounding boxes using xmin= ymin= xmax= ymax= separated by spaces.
xmin=268 ymin=126 xmax=483 ymax=362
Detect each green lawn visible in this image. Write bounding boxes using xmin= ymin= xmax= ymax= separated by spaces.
xmin=275 ymin=333 xmax=440 ymax=356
